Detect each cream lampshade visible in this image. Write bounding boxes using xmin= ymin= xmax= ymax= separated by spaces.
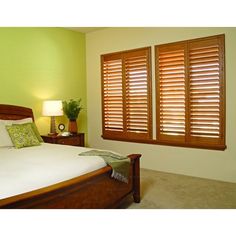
xmin=42 ymin=100 xmax=63 ymax=136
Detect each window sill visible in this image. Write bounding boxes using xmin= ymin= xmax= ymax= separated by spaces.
xmin=101 ymin=135 xmax=227 ymax=151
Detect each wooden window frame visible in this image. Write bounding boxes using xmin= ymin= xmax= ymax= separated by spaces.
xmin=100 ymin=35 xmax=226 ymax=151
xmin=101 ymin=47 xmax=153 ymax=142
xmin=155 ymin=34 xmax=226 ymax=150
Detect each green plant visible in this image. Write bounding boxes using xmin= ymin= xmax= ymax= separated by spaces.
xmin=62 ymin=99 xmax=82 ymax=120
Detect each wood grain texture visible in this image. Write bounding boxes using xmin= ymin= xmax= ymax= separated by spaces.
xmin=0 ymin=104 xmax=141 ymax=209
xmin=41 ymin=133 xmax=85 ymax=147
xmin=101 ymin=47 xmax=152 ymax=141
xmin=0 ymin=104 xmax=34 ymax=121
xmin=155 ymin=34 xmax=226 ymax=150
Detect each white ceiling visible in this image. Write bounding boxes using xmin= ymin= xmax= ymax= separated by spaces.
xmin=66 ymin=27 xmax=106 ymax=33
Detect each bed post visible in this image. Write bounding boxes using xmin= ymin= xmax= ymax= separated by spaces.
xmin=127 ymin=154 xmax=141 ymax=203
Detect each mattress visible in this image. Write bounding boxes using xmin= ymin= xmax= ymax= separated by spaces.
xmin=0 ymin=143 xmax=107 ymax=199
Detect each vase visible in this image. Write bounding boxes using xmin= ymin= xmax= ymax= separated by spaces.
xmin=68 ymin=119 xmax=77 ymax=134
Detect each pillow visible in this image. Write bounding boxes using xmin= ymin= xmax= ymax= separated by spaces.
xmin=13 ymin=122 xmax=44 ymax=143
xmin=0 ymin=118 xmax=33 ymax=147
xmin=6 ymin=123 xmax=41 ymax=149
xmin=30 ymin=123 xmax=44 ymax=143
xmin=0 ymin=122 xmax=13 ymax=147
xmin=0 ymin=117 xmax=33 ymax=125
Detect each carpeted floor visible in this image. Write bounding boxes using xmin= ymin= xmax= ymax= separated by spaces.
xmin=119 ymin=168 xmax=236 ymax=209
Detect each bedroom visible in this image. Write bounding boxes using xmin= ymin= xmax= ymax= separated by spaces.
xmin=1 ymin=27 xmax=236 ymax=209
xmin=1 ymin=0 xmax=236 ymax=232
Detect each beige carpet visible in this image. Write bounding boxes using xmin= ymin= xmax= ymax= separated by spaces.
xmin=119 ymin=168 xmax=236 ymax=209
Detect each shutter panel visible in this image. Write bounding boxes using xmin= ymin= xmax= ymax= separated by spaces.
xmin=156 ymin=44 xmax=186 ymax=142
xmin=124 ymin=49 xmax=152 ymax=139
xmin=156 ymin=35 xmax=225 ymax=149
xmin=102 ymin=47 xmax=152 ymax=141
xmin=102 ymin=54 xmax=124 ymax=136
xmin=188 ymin=36 xmax=225 ymax=146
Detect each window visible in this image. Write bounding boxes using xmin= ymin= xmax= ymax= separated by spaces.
xmin=101 ymin=47 xmax=152 ymax=142
xmin=101 ymin=35 xmax=226 ymax=150
xmin=155 ymin=34 xmax=225 ymax=150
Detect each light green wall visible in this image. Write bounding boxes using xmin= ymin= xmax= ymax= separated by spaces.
xmin=86 ymin=27 xmax=236 ymax=183
xmin=0 ymin=27 xmax=87 ymax=139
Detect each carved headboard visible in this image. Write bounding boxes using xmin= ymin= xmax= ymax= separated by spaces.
xmin=0 ymin=104 xmax=34 ymax=121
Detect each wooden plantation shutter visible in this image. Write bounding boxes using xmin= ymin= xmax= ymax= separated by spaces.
xmin=101 ymin=47 xmax=152 ymax=141
xmin=188 ymin=36 xmax=225 ymax=147
xmin=156 ymin=44 xmax=186 ymax=143
xmin=102 ymin=54 xmax=124 ymax=135
xmin=156 ymin=35 xmax=225 ymax=149
xmin=124 ymin=49 xmax=152 ymax=139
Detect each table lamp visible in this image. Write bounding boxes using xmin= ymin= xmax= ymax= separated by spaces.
xmin=42 ymin=100 xmax=63 ymax=136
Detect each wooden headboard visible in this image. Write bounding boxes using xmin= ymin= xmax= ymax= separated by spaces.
xmin=0 ymin=104 xmax=34 ymax=121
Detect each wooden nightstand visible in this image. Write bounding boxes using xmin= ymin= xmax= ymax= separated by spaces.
xmin=41 ymin=133 xmax=85 ymax=147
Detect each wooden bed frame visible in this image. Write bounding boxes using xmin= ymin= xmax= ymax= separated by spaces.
xmin=0 ymin=104 xmax=141 ymax=209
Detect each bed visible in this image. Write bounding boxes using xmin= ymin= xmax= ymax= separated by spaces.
xmin=0 ymin=104 xmax=141 ymax=209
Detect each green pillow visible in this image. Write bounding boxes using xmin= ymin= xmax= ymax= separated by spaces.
xmin=13 ymin=122 xmax=44 ymax=143
xmin=6 ymin=123 xmax=41 ymax=149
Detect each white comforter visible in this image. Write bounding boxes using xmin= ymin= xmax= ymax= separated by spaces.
xmin=0 ymin=143 xmax=106 ymax=199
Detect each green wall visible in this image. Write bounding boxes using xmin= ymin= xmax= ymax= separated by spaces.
xmin=0 ymin=27 xmax=87 ymax=138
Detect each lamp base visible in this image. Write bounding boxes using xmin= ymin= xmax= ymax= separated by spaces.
xmin=49 ymin=116 xmax=57 ymax=136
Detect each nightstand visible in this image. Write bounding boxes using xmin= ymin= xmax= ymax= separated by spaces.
xmin=41 ymin=133 xmax=85 ymax=147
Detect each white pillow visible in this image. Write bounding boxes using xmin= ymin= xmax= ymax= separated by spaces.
xmin=0 ymin=122 xmax=13 ymax=147
xmin=0 ymin=118 xmax=33 ymax=147
xmin=0 ymin=117 xmax=33 ymax=125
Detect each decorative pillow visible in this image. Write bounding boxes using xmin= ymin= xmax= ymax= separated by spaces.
xmin=0 ymin=118 xmax=34 ymax=147
xmin=13 ymin=122 xmax=44 ymax=143
xmin=30 ymin=123 xmax=44 ymax=143
xmin=6 ymin=123 xmax=41 ymax=148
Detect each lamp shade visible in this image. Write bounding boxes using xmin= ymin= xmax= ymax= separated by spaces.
xmin=42 ymin=100 xmax=63 ymax=117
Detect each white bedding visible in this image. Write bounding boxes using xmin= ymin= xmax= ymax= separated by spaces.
xmin=0 ymin=143 xmax=107 ymax=199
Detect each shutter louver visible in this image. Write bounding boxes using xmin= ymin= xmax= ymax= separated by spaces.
xmin=189 ymin=41 xmax=221 ymax=139
xmin=103 ymin=57 xmax=124 ymax=132
xmin=157 ymin=45 xmax=186 ymax=142
xmin=125 ymin=52 xmax=150 ymax=135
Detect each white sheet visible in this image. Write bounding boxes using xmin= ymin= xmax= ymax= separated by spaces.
xmin=0 ymin=143 xmax=106 ymax=199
